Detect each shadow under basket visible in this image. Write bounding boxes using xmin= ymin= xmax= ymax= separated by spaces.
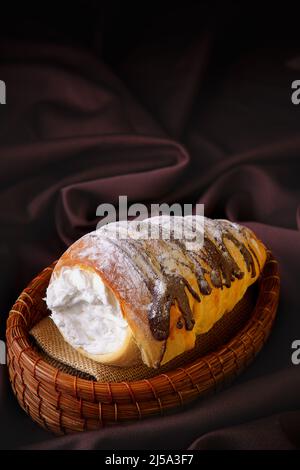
xmin=6 ymin=252 xmax=280 ymax=435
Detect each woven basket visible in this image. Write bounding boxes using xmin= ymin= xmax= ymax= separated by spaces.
xmin=6 ymin=252 xmax=279 ymax=435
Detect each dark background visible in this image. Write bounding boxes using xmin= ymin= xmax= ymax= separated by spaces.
xmin=0 ymin=1 xmax=300 ymax=449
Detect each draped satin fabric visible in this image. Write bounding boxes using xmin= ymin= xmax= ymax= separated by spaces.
xmin=0 ymin=3 xmax=299 ymax=450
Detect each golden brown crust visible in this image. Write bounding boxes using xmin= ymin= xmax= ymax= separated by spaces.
xmin=161 ymin=228 xmax=266 ymax=365
xmin=51 ymin=218 xmax=267 ymax=368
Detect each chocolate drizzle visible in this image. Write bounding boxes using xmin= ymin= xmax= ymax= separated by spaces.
xmin=223 ymin=231 xmax=256 ymax=278
xmin=170 ymin=240 xmax=212 ymax=295
xmin=150 ymin=274 xmax=197 ymax=340
xmin=202 ymin=236 xmax=245 ymax=289
xmin=103 ymin=219 xmax=258 ymax=342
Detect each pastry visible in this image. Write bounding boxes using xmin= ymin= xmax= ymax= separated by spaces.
xmin=45 ymin=216 xmax=267 ymax=368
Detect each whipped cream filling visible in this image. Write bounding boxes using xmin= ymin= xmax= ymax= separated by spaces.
xmin=45 ymin=267 xmax=128 ymax=355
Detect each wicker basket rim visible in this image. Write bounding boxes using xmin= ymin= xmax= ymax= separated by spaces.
xmin=6 ymin=251 xmax=280 ymax=393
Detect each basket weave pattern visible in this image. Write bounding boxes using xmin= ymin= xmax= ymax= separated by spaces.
xmin=6 ymin=253 xmax=279 ymax=435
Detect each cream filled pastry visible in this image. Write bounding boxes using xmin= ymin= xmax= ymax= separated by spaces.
xmin=46 ymin=268 xmax=128 ymax=355
xmin=45 ymin=216 xmax=267 ymax=368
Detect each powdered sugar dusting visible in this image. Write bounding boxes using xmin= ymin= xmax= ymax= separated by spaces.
xmin=74 ymin=216 xmax=252 ymax=301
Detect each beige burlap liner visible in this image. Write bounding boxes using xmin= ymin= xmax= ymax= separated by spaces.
xmin=30 ymin=285 xmax=256 ymax=382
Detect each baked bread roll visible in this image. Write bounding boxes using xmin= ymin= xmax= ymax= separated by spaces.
xmin=46 ymin=216 xmax=267 ymax=368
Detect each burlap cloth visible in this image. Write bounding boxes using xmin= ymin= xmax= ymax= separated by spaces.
xmin=30 ymin=285 xmax=256 ymax=382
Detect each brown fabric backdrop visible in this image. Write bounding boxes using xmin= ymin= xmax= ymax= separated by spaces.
xmin=0 ymin=2 xmax=300 ymax=450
